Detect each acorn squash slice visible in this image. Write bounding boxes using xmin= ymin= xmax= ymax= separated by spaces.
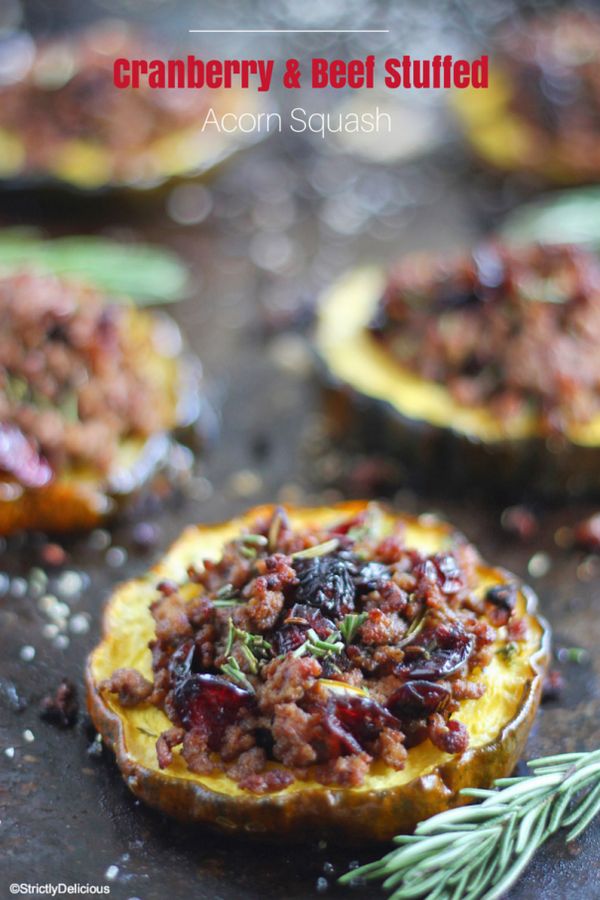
xmin=0 ymin=22 xmax=264 ymax=192
xmin=86 ymin=501 xmax=549 ymax=842
xmin=0 ymin=302 xmax=201 ymax=535
xmin=315 ymin=268 xmax=600 ymax=498
xmin=452 ymin=11 xmax=600 ymax=185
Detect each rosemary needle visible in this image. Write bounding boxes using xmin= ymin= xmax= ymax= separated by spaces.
xmin=340 ymin=748 xmax=600 ymax=900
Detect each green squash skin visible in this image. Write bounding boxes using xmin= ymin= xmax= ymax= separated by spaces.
xmin=320 ymin=373 xmax=600 ymax=501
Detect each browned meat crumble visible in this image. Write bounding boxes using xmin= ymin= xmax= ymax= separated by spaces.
xmin=102 ymin=506 xmax=528 ymax=793
xmin=0 ymin=271 xmax=176 ymax=487
xmin=369 ymin=244 xmax=600 ymax=435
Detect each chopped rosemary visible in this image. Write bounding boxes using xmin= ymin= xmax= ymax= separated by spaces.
xmin=291 ymin=538 xmax=340 ymax=560
xmin=268 ymin=508 xmax=285 ymax=551
xmin=213 ymin=583 xmax=241 ymax=607
xmin=292 ymin=628 xmax=344 ymax=659
xmin=220 ymin=657 xmax=254 ymax=693
xmin=239 ymin=545 xmax=258 ymax=559
xmin=223 ymin=619 xmax=272 ymax=658
xmin=136 ymin=726 xmax=159 ymax=738
xmin=396 ymin=610 xmax=427 ymax=649
xmin=239 ymin=643 xmax=259 ymax=674
xmin=240 ymin=533 xmax=268 ymax=547
xmin=339 ymin=612 xmax=368 ymax=644
xmin=347 ymin=503 xmax=384 ymax=543
xmin=340 ymin=748 xmax=600 ymax=900
xmin=497 ymin=642 xmax=518 ymax=663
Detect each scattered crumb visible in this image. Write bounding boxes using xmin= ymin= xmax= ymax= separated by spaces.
xmin=501 ymin=505 xmax=538 ymax=541
xmin=19 ymin=645 xmax=35 ymax=662
xmin=527 ymin=552 xmax=551 ymax=578
xmin=39 ymin=678 xmax=79 ymax=728
xmin=40 ymin=542 xmax=67 ymax=567
xmin=541 ymin=669 xmax=565 ymax=703
xmin=573 ymin=513 xmax=600 ymax=552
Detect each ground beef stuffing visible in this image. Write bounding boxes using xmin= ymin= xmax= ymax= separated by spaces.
xmin=102 ymin=505 xmax=528 ymax=792
xmin=0 ymin=271 xmax=176 ymax=486
xmin=369 ymin=244 xmax=600 ymax=436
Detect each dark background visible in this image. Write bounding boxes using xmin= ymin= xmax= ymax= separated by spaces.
xmin=1 ymin=2 xmax=600 ymax=899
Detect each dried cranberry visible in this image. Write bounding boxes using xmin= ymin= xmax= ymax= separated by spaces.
xmin=387 ymin=680 xmax=450 ymax=720
xmin=0 ymin=423 xmax=53 ymax=488
xmin=272 ymin=604 xmax=337 ymax=655
xmin=273 ymin=623 xmax=307 ymax=655
xmin=173 ymin=674 xmax=253 ymax=750
xmin=432 ymin=554 xmax=464 ymax=594
xmin=287 ymin=604 xmax=336 ymax=638
xmin=354 ymin=561 xmax=390 ymax=593
xmin=398 ymin=622 xmax=474 ymax=680
xmin=324 ymin=694 xmax=400 ymax=756
xmin=39 ymin=678 xmax=79 ymax=728
xmin=485 ymin=583 xmax=517 ymax=613
xmin=294 ymin=554 xmax=356 ymax=616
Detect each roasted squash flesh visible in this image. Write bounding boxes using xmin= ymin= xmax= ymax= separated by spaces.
xmin=87 ymin=502 xmax=549 ymax=841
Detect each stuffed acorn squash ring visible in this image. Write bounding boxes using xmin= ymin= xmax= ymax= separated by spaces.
xmin=0 ymin=20 xmax=258 ymax=190
xmin=316 ymin=244 xmax=600 ymax=498
xmin=0 ymin=270 xmax=200 ymax=535
xmin=87 ymin=501 xmax=549 ymax=841
xmin=453 ymin=10 xmax=600 ymax=184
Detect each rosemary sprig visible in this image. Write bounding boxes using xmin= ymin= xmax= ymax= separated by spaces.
xmin=268 ymin=508 xmax=286 ymax=551
xmin=291 ymin=538 xmax=339 ymax=560
xmin=213 ymin=583 xmax=242 ymax=607
xmin=223 ymin=619 xmax=272 ymax=659
xmin=339 ymin=612 xmax=368 ymax=644
xmin=220 ymin=657 xmax=254 ymax=693
xmin=0 ymin=230 xmax=188 ymax=304
xmin=340 ymin=748 xmax=600 ymax=900
xmin=292 ymin=628 xmax=344 ymax=659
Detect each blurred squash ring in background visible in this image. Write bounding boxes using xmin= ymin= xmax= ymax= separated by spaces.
xmin=452 ymin=10 xmax=600 ymax=185
xmin=0 ymin=273 xmax=204 ymax=536
xmin=315 ymin=267 xmax=600 ymax=500
xmin=0 ymin=20 xmax=267 ymax=193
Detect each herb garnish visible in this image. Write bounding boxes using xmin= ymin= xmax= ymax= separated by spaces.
xmin=497 ymin=642 xmax=518 ymax=663
xmin=339 ymin=612 xmax=368 ymax=644
xmin=213 ymin=583 xmax=241 ymax=608
xmin=340 ymin=748 xmax=600 ymax=900
xmin=223 ymin=619 xmax=272 ymax=659
xmin=291 ymin=538 xmax=340 ymax=560
xmin=220 ymin=657 xmax=254 ymax=693
xmin=292 ymin=628 xmax=344 ymax=659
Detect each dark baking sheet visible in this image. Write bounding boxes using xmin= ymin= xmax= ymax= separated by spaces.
xmin=2 ymin=5 xmax=600 ymax=893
